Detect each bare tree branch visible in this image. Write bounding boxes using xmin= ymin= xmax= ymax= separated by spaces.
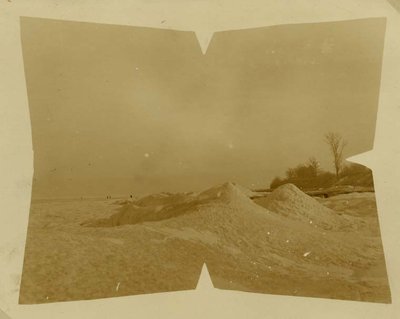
xmin=324 ymin=132 xmax=347 ymax=179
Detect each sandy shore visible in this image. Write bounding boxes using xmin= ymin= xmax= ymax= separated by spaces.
xmin=19 ymin=183 xmax=391 ymax=304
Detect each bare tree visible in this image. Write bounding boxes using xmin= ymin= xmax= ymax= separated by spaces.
xmin=285 ymin=167 xmax=297 ymax=179
xmin=324 ymin=132 xmax=347 ymax=179
xmin=307 ymin=156 xmax=320 ymax=177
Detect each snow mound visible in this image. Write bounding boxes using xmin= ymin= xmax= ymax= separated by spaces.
xmin=84 ymin=182 xmax=271 ymax=227
xmin=198 ymin=182 xmax=254 ymax=203
xmin=134 ymin=192 xmax=196 ymax=207
xmin=84 ymin=182 xmax=352 ymax=231
xmin=255 ymin=183 xmax=350 ymax=230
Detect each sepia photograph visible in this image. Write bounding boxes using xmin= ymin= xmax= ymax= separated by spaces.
xmin=18 ymin=16 xmax=390 ymax=305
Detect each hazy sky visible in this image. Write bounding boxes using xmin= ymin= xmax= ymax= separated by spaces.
xmin=21 ymin=17 xmax=386 ymax=198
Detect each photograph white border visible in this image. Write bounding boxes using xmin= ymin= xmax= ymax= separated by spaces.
xmin=1 ymin=1 xmax=399 ymax=318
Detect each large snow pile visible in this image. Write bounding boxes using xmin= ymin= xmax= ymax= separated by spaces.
xmin=254 ymin=183 xmax=353 ymax=230
xmin=20 ymin=182 xmax=390 ymax=304
xmin=84 ymin=182 xmax=273 ymax=227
